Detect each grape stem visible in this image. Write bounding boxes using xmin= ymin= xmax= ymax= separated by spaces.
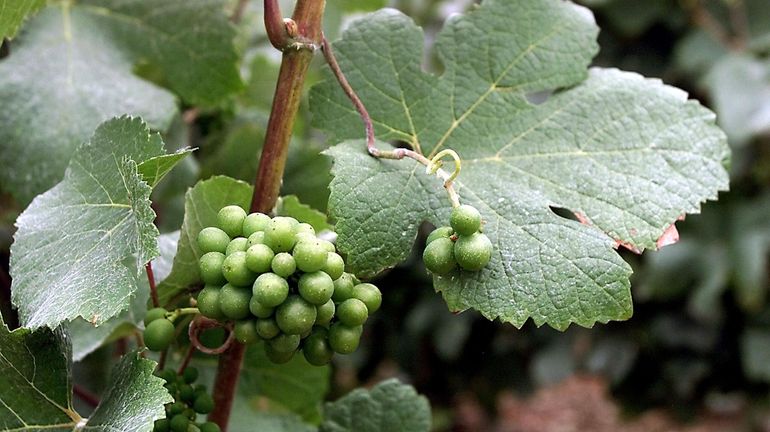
xmin=145 ymin=262 xmax=159 ymax=308
xmin=320 ymin=36 xmax=462 ymax=208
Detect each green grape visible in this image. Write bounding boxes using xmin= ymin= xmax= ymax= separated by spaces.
xmin=296 ymin=223 xmax=315 ymax=235
xmin=219 ymin=284 xmax=252 ymax=320
xmin=302 ymin=328 xmax=334 ymax=366
xmin=183 ymin=408 xmax=197 ymax=420
xmin=158 ymin=369 xmax=176 ymax=383
xmin=426 ymin=226 xmax=454 ymax=245
xmin=144 ymin=307 xmax=167 ymax=326
xmin=167 ymin=402 xmax=185 ymax=416
xmin=253 ymin=273 xmax=289 ymax=307
xmin=264 ymin=216 xmax=298 ymax=252
xmin=197 ymin=227 xmax=230 ymax=254
xmin=169 ymin=414 xmax=189 ymax=432
xmin=197 ymin=286 xmax=223 ymax=320
xmin=225 ymin=237 xmax=249 ymax=256
xmin=276 ymin=295 xmax=317 ymax=335
xmin=450 ymin=204 xmax=482 ymax=236
xmin=245 ymin=244 xmax=274 ymax=273
xmin=183 ymin=367 xmax=198 ymax=384
xmin=332 ymin=273 xmax=356 ymax=303
xmin=193 ymin=393 xmax=214 ymax=414
xmin=265 ymin=342 xmax=296 ymax=364
xmin=247 ymin=231 xmax=265 ymax=247
xmin=269 ymin=333 xmax=301 ymax=352
xmin=423 ymin=237 xmax=457 ymax=275
xmin=179 ymin=384 xmax=195 ymax=403
xmin=199 ymin=252 xmax=226 ymax=285
xmin=144 ymin=319 xmax=175 ymax=351
xmin=453 ymin=232 xmax=492 ymax=271
xmin=255 ymin=317 xmax=281 ymax=339
xmin=199 ymin=422 xmax=221 ymax=432
xmin=323 ymin=252 xmax=345 ymax=281
xmin=221 ymin=251 xmax=256 ymax=286
xmin=318 ymin=239 xmax=336 ymax=253
xmin=194 ymin=384 xmax=207 ymax=395
xmin=217 ymin=205 xmax=247 ymax=238
xmin=315 ymin=299 xmax=335 ymax=326
xmin=298 ymin=271 xmax=334 ymax=305
xmin=293 ymin=239 xmax=328 ymax=273
xmin=337 ymin=298 xmax=369 ymax=326
xmin=234 ymin=320 xmax=258 ymax=344
xmin=352 ymin=283 xmax=382 ymax=313
xmin=328 ymin=323 xmax=362 ymax=354
xmin=249 ymin=297 xmax=274 ymax=318
xmin=153 ymin=418 xmax=170 ymax=432
xmin=295 ymin=232 xmax=317 ymax=245
xmin=270 ymin=252 xmax=296 ymax=278
xmin=242 ymin=212 xmax=270 ymax=237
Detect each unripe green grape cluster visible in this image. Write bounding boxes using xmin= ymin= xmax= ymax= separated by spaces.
xmin=423 ymin=204 xmax=492 ymax=274
xmin=196 ymin=205 xmax=382 ymax=365
xmin=152 ymin=367 xmax=220 ymax=432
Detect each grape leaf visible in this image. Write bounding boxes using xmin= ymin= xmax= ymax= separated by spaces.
xmin=277 ymin=195 xmax=331 ymax=233
xmin=0 ymin=317 xmax=79 ymax=431
xmin=310 ymin=1 xmax=730 ymax=329
xmin=10 ymin=117 xmax=190 ymax=329
xmin=0 ymin=0 xmax=44 ymax=39
xmin=138 ymin=150 xmax=196 ymax=189
xmin=0 ymin=0 xmax=241 ymax=204
xmin=156 ymin=176 xmax=253 ymax=306
xmin=320 ymin=379 xmax=431 ymax=432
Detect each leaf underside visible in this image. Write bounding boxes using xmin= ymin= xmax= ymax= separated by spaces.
xmin=310 ymin=0 xmax=730 ymax=329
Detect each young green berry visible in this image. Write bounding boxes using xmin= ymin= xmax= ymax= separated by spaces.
xmin=302 ymin=328 xmax=334 ymax=366
xmin=270 ymin=252 xmax=296 ymax=278
xmin=249 ymin=297 xmax=274 ymax=318
xmin=199 ymin=252 xmax=226 ymax=285
xmin=221 ymin=251 xmax=256 ymax=286
xmin=245 ymin=244 xmax=274 ymax=274
xmin=247 ymin=231 xmax=265 ymax=247
xmin=183 ymin=407 xmax=196 ymax=420
xmin=318 ymin=239 xmax=336 ymax=253
xmin=337 ymin=298 xmax=369 ymax=327
xmin=450 ymin=204 xmax=482 ymax=236
xmin=295 ymin=232 xmax=316 ymax=245
xmin=453 ymin=232 xmax=492 ymax=271
xmin=255 ymin=317 xmax=281 ymax=339
xmin=197 ymin=286 xmax=224 ymax=319
xmin=352 ymin=283 xmax=382 ymax=313
xmin=328 ymin=323 xmax=363 ymax=354
xmin=253 ymin=273 xmax=289 ymax=308
xmin=242 ymin=212 xmax=270 ymax=237
xmin=182 ymin=367 xmax=198 ymax=384
xmin=167 ymin=401 xmax=185 ymax=415
xmin=323 ymin=252 xmax=345 ymax=281
xmin=179 ymin=384 xmax=196 ymax=403
xmin=217 ymin=205 xmax=247 ymax=238
xmin=193 ymin=393 xmax=214 ymax=414
xmin=269 ymin=333 xmax=301 ymax=353
xmin=225 ymin=237 xmax=249 ymax=256
xmin=423 ymin=237 xmax=457 ymax=275
xmin=332 ymin=273 xmax=356 ymax=303
xmin=197 ymin=227 xmax=230 ymax=254
xmin=144 ymin=307 xmax=167 ymax=326
xmin=296 ymin=222 xmax=315 ymax=235
xmin=144 ymin=318 xmax=175 ymax=351
xmin=219 ymin=284 xmax=252 ymax=320
xmin=298 ymin=271 xmax=335 ymax=305
xmin=293 ymin=239 xmax=328 ymax=273
xmin=158 ymin=369 xmax=176 ymax=383
xmin=265 ymin=342 xmax=296 ymax=364
xmin=153 ymin=418 xmax=170 ymax=432
xmin=427 ymin=226 xmax=453 ymax=245
xmin=234 ymin=320 xmax=259 ymax=344
xmin=199 ymin=423 xmax=221 ymax=432
xmin=264 ymin=216 xmax=298 ymax=253
xmin=276 ymin=295 xmax=317 ymax=335
xmin=169 ymin=414 xmax=189 ymax=432
xmin=315 ymin=299 xmax=335 ymax=326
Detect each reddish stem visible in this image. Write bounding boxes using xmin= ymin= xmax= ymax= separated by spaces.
xmin=264 ymin=0 xmax=289 ymax=49
xmin=73 ymin=384 xmax=100 ymax=408
xmin=145 ymin=262 xmax=159 ymax=308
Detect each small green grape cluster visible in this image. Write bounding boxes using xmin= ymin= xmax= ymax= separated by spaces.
xmin=144 ymin=307 xmax=176 ymax=352
xmin=423 ymin=204 xmax=492 ymax=274
xmin=196 ymin=205 xmax=382 ymax=365
xmin=152 ymin=367 xmax=219 ymax=432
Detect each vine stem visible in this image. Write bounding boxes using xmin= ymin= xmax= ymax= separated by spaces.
xmin=208 ymin=2 xmax=326 ymax=430
xmin=145 ymin=262 xmax=159 ymax=308
xmin=320 ymin=36 xmax=462 ymax=208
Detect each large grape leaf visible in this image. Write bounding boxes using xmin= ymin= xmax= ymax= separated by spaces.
xmin=319 ymin=379 xmax=430 ymax=432
xmin=310 ymin=1 xmax=730 ymax=329
xmin=0 ymin=0 xmax=44 ymax=39
xmin=0 ymin=0 xmax=240 ymax=204
xmin=10 ymin=117 xmax=190 ymax=329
